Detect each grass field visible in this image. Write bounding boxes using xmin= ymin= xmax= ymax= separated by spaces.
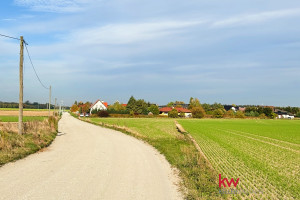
xmin=0 ymin=116 xmax=46 ymax=122
xmin=178 ymin=119 xmax=300 ymax=199
xmin=87 ymin=117 xmax=221 ymax=199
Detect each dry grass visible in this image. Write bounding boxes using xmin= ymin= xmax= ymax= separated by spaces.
xmin=0 ymin=117 xmax=58 ymax=166
xmin=0 ymin=110 xmax=52 ymax=116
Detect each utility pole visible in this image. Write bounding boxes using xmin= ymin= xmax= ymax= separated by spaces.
xmin=49 ymin=85 xmax=51 ymax=117
xmin=18 ymin=36 xmax=24 ymax=135
xmin=54 ymin=98 xmax=57 ymax=116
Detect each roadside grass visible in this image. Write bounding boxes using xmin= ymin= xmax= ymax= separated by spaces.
xmin=0 ymin=117 xmax=58 ymax=167
xmin=0 ymin=116 xmax=46 ymax=122
xmin=85 ymin=117 xmax=221 ymax=200
xmin=178 ymin=119 xmax=300 ymax=200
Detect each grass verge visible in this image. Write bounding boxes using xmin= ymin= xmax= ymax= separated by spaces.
xmin=79 ymin=117 xmax=222 ymax=200
xmin=0 ymin=116 xmax=46 ymax=122
xmin=0 ymin=117 xmax=59 ymax=167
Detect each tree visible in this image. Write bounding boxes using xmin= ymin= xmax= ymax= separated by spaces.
xmin=148 ymin=104 xmax=160 ymax=115
xmin=213 ymin=109 xmax=224 ymax=118
xmin=188 ymin=97 xmax=201 ymax=110
xmin=126 ymin=96 xmax=136 ymax=112
xmin=235 ymin=111 xmax=245 ymax=118
xmin=225 ymin=110 xmax=235 ymax=118
xmin=168 ymin=109 xmax=178 ymax=118
xmin=296 ymin=112 xmax=300 ymax=118
xmin=167 ymin=102 xmax=174 ymax=107
xmin=135 ymin=99 xmax=148 ymax=114
xmin=191 ymin=106 xmax=205 ymax=118
xmin=70 ymin=104 xmax=79 ymax=112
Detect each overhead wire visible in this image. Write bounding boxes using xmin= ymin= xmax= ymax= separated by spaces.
xmin=24 ymin=42 xmax=49 ymax=90
xmin=0 ymin=33 xmax=20 ymax=41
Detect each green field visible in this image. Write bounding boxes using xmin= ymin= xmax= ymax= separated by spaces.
xmin=178 ymin=119 xmax=300 ymax=199
xmin=0 ymin=116 xmax=46 ymax=122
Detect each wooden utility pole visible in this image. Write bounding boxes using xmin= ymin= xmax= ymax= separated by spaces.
xmin=54 ymin=98 xmax=57 ymax=116
xmin=49 ymin=85 xmax=51 ymax=117
xmin=18 ymin=36 xmax=24 ymax=135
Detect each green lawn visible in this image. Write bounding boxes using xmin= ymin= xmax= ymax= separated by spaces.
xmin=178 ymin=119 xmax=300 ymax=199
xmin=0 ymin=116 xmax=46 ymax=122
xmin=88 ymin=117 xmax=221 ymax=199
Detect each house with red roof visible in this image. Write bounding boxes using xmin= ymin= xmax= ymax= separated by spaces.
xmin=159 ymin=107 xmax=192 ymax=117
xmin=90 ymin=99 xmax=108 ymax=114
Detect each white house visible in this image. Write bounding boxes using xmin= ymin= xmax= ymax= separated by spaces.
xmin=90 ymin=100 xmax=108 ymax=114
xmin=275 ymin=109 xmax=295 ymax=119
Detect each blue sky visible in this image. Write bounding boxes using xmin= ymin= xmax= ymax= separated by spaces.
xmin=0 ymin=0 xmax=300 ymax=106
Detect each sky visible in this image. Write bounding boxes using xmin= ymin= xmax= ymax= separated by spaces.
xmin=0 ymin=0 xmax=300 ymax=106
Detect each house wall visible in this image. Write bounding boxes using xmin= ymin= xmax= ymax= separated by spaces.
xmin=90 ymin=101 xmax=107 ymax=114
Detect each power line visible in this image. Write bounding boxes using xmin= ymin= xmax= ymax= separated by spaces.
xmin=0 ymin=33 xmax=20 ymax=41
xmin=24 ymin=43 xmax=49 ymax=90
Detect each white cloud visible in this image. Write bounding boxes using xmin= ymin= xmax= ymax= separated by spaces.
xmin=14 ymin=0 xmax=97 ymax=12
xmin=69 ymin=20 xmax=203 ymax=45
xmin=212 ymin=8 xmax=300 ymax=28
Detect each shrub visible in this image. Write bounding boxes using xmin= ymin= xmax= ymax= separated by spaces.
xmin=225 ymin=110 xmax=235 ymax=118
xmin=212 ymin=109 xmax=224 ymax=118
xmin=296 ymin=112 xmax=300 ymax=118
xmin=259 ymin=113 xmax=267 ymax=119
xmin=179 ymin=112 xmax=185 ymax=118
xmin=191 ymin=106 xmax=205 ymax=118
xmin=245 ymin=111 xmax=260 ymax=117
xmin=148 ymin=105 xmax=160 ymax=115
xmin=168 ymin=109 xmax=179 ymax=118
xmin=270 ymin=113 xmax=278 ymax=119
xmin=235 ymin=111 xmax=245 ymax=118
xmin=97 ymin=111 xmax=109 ymax=118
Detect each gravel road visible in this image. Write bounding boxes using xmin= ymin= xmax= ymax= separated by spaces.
xmin=0 ymin=113 xmax=182 ymax=200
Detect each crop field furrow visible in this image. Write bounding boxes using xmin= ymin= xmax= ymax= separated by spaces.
xmin=220 ymin=128 xmax=300 ymax=153
xmin=228 ymin=129 xmax=300 ymax=149
xmin=179 ymin=119 xmax=300 ymax=200
xmin=191 ymin=131 xmax=278 ymax=199
xmin=215 ymin=128 xmax=300 ymax=178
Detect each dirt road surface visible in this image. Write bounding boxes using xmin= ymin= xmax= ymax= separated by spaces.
xmin=0 ymin=113 xmax=182 ymax=200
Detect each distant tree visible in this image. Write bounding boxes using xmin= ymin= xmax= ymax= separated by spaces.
xmin=70 ymin=104 xmax=79 ymax=112
xmin=235 ymin=111 xmax=245 ymax=118
xmin=74 ymin=101 xmax=78 ymax=105
xmin=191 ymin=106 xmax=205 ymax=118
xmin=135 ymin=99 xmax=148 ymax=114
xmin=188 ymin=97 xmax=201 ymax=110
xmin=126 ymin=96 xmax=136 ymax=112
xmin=168 ymin=109 xmax=178 ymax=118
xmin=82 ymin=102 xmax=91 ymax=114
xmin=296 ymin=112 xmax=300 ymax=118
xmin=262 ymin=107 xmax=273 ymax=117
xmin=108 ymin=101 xmax=126 ymax=111
xmin=259 ymin=113 xmax=267 ymax=119
xmin=270 ymin=113 xmax=278 ymax=119
xmin=213 ymin=109 xmax=224 ymax=118
xmin=148 ymin=104 xmax=160 ymax=115
xmin=167 ymin=102 xmax=174 ymax=107
xmin=225 ymin=110 xmax=235 ymax=118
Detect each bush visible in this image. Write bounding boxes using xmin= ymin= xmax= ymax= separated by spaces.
xmin=212 ymin=109 xmax=224 ymax=118
xmin=168 ymin=109 xmax=178 ymax=118
xmin=97 ymin=111 xmax=109 ymax=118
xmin=148 ymin=105 xmax=160 ymax=115
xmin=179 ymin=112 xmax=185 ymax=118
xmin=192 ymin=106 xmax=205 ymax=118
xmin=259 ymin=113 xmax=267 ymax=119
xmin=296 ymin=112 xmax=300 ymax=118
xmin=270 ymin=113 xmax=278 ymax=119
xmin=235 ymin=111 xmax=245 ymax=118
xmin=245 ymin=111 xmax=260 ymax=117
xmin=225 ymin=110 xmax=235 ymax=118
